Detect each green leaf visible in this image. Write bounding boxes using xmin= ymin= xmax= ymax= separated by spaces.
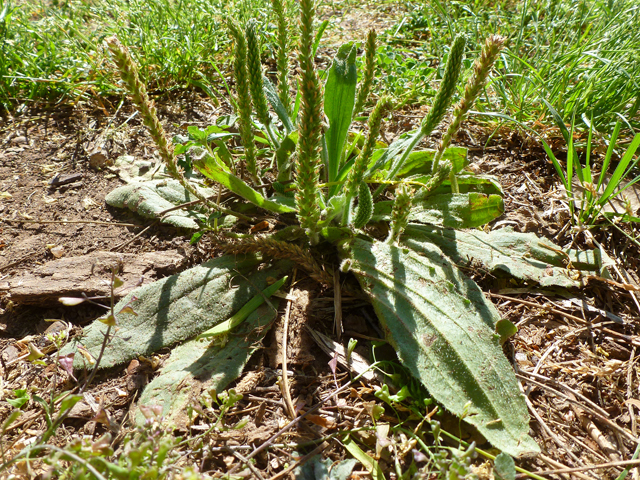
xmin=403 ymin=224 xmax=612 ymax=288
xmin=434 ymin=174 xmax=504 ymax=196
xmin=494 ymin=452 xmax=516 ymax=480
xmin=263 ymin=77 xmax=295 ymax=133
xmin=2 ymin=410 xmax=22 ymax=433
xmin=61 ymin=256 xmax=292 ymax=369
xmin=295 ymin=456 xmax=358 ymax=480
xmin=366 ymin=130 xmax=422 ymax=179
xmin=325 ymin=42 xmax=358 ymax=195
xmin=192 ymin=156 xmax=296 ymax=213
xmin=106 ymin=179 xmax=214 ymax=229
xmin=372 ymin=193 xmax=504 ymax=228
xmin=395 ymin=147 xmax=468 ymax=177
xmin=7 ymin=389 xmax=29 ymax=409
xmin=312 ymin=20 xmax=329 ymax=56
xmin=59 ymin=394 xmax=83 ymax=415
xmin=339 ymin=238 xmax=539 ymax=457
xmin=342 ymin=435 xmax=385 ymax=480
xmin=495 ymin=319 xmax=518 ymax=345
xmin=599 ymin=132 xmax=640 ymax=205
xmin=135 ymin=301 xmax=279 ymax=428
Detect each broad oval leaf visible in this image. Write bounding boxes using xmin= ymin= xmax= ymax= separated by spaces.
xmin=61 ymin=255 xmax=292 ymax=369
xmin=340 ymin=238 xmax=539 ymax=457
xmin=403 ymin=224 xmax=611 ymax=288
xmin=136 ymin=301 xmax=279 ymax=428
xmin=105 ymin=179 xmax=213 ymax=229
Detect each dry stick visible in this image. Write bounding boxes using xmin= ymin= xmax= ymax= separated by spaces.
xmin=333 ymin=267 xmax=343 ymax=340
xmin=280 ymin=269 xmax=297 ymax=419
xmin=523 ymin=396 xmax=587 ymax=473
xmin=0 ymin=217 xmax=143 ymax=227
xmin=227 ymin=378 xmax=357 ymax=475
xmin=516 ymin=373 xmax=637 ymax=443
xmin=225 ymin=447 xmax=266 ymax=480
xmin=532 ymin=458 xmax=640 ymax=477
xmin=110 ymin=220 xmax=158 ymax=252
xmin=266 ymin=443 xmax=326 ymax=480
xmin=537 ymin=454 xmax=595 ymax=480
xmin=549 ymin=420 xmax=610 ymax=462
xmin=520 ymin=369 xmax=610 ymax=418
xmin=490 ymin=293 xmax=640 ymax=346
xmin=628 ymin=347 xmax=638 ymax=436
xmin=0 ymin=251 xmax=38 ymax=272
xmin=156 ymin=190 xmax=254 ymax=222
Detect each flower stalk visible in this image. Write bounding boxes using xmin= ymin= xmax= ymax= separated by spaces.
xmin=295 ymin=0 xmax=324 ymax=244
xmin=387 ymin=183 xmax=413 ymax=244
xmin=220 ymin=236 xmax=333 ymax=285
xmin=271 ymin=0 xmax=292 ymax=115
xmin=353 ymin=29 xmax=377 ymax=116
xmin=377 ymin=35 xmax=465 ymax=196
xmin=343 ymin=96 xmax=392 ymax=225
xmin=105 ymin=37 xmax=245 ymax=220
xmin=228 ymin=20 xmax=260 ymax=185
xmin=433 ymin=35 xmax=506 ymax=191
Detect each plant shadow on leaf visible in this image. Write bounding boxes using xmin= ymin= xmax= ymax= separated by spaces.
xmin=61 ymin=256 xmax=291 ymax=370
xmin=343 ymin=238 xmax=538 ymax=457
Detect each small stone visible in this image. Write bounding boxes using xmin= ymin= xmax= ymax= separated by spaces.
xmin=11 ymin=136 xmax=27 ymax=145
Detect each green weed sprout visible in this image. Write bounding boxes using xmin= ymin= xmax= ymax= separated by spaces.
xmin=542 ymin=100 xmax=640 ymax=227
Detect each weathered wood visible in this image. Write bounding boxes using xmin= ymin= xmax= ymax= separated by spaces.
xmin=6 ymin=250 xmax=185 ymax=305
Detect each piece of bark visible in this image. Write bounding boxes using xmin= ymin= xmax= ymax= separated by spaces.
xmin=49 ymin=173 xmax=83 ymax=188
xmin=8 ymin=250 xmax=185 ymax=305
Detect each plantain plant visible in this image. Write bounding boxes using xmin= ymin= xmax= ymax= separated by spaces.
xmin=63 ymin=0 xmax=611 ymax=459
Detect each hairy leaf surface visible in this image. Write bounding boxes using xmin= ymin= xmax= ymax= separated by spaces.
xmin=135 ymin=301 xmax=278 ymax=428
xmin=340 ymin=238 xmax=539 ymax=457
xmin=62 ymin=256 xmax=292 ymax=369
xmin=105 ymin=179 xmax=213 ymax=229
xmin=403 ymin=225 xmax=611 ymax=288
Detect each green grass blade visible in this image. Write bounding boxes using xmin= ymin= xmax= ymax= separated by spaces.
xmin=599 ymin=133 xmax=640 ymax=204
xmin=312 ymin=19 xmax=329 ymax=57
xmin=597 ymin=120 xmax=622 ymax=192
xmin=197 ymin=275 xmax=288 ymax=339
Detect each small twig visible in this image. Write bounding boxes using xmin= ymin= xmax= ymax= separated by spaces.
xmin=225 ymin=447 xmax=266 ymax=480
xmin=280 ymin=269 xmax=297 ymax=419
xmin=110 ymin=221 xmax=158 ymax=252
xmin=0 ymin=217 xmax=143 ymax=227
xmin=0 ymin=251 xmax=38 ymax=272
xmin=537 ymin=454 xmax=595 ymax=480
xmin=227 ymin=376 xmax=361 ymax=475
xmin=333 ymin=266 xmax=343 ymax=340
xmin=157 ymin=192 xmax=220 ymax=216
xmin=491 ymin=293 xmax=640 ymax=347
xmin=531 ymin=458 xmax=640 ymax=476
xmin=265 ymin=443 xmax=326 ymax=480
xmin=517 ymin=373 xmax=637 ymax=443
xmin=520 ymin=369 xmax=610 ymax=418
xmin=524 ymin=395 xmax=587 ymax=471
